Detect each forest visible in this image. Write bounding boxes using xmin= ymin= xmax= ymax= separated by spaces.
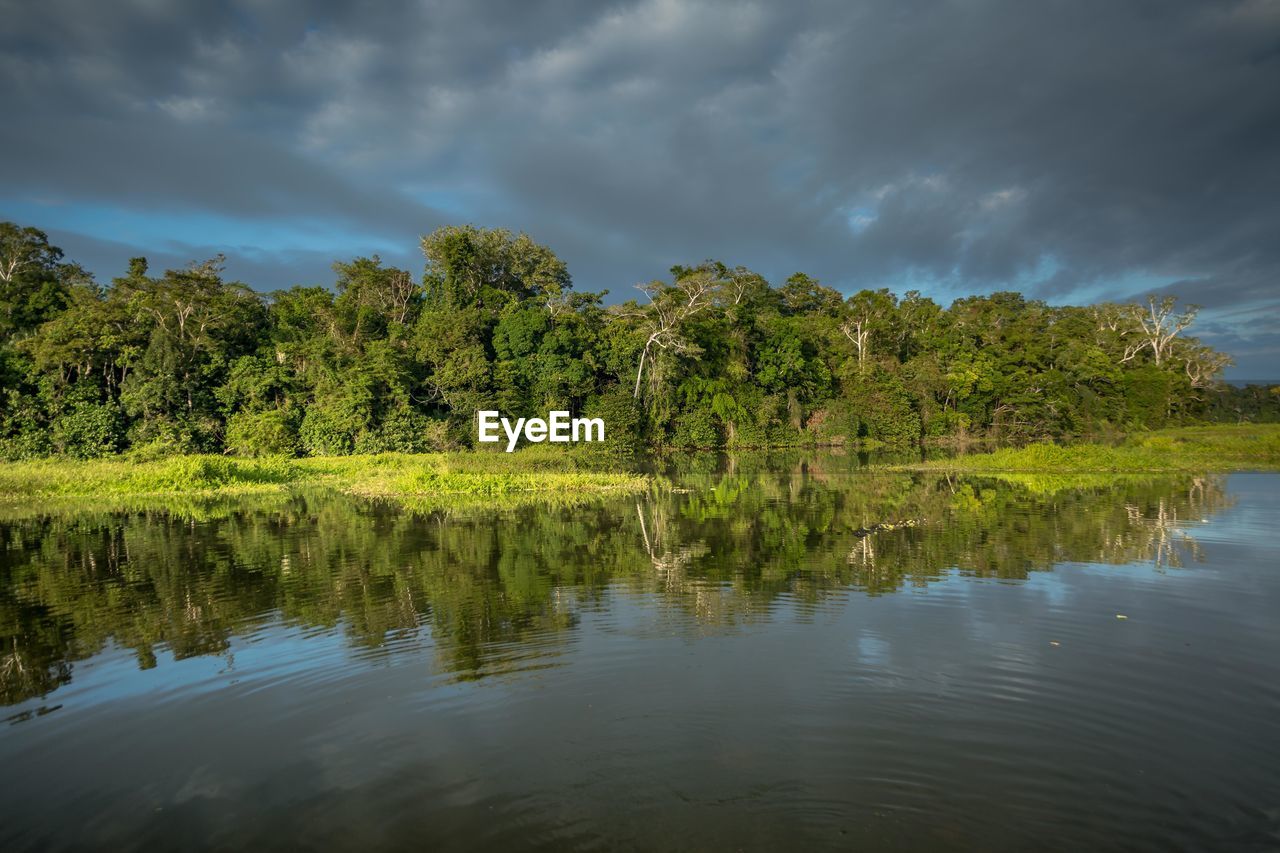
xmin=0 ymin=220 xmax=1272 ymax=460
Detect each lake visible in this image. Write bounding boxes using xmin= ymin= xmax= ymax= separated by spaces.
xmin=2 ymin=455 xmax=1278 ymax=851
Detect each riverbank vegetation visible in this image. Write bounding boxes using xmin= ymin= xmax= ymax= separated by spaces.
xmin=1 ymin=221 xmax=1273 ymax=460
xmin=898 ymin=424 xmax=1280 ymax=474
xmin=0 ymin=447 xmax=648 ymax=503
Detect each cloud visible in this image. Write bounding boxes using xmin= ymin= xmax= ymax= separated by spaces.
xmin=0 ymin=0 xmax=1277 ymax=373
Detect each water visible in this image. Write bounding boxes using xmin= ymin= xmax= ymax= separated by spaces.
xmin=2 ymin=456 xmax=1278 ymax=851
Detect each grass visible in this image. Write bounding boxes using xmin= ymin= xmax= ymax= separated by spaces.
xmin=6 ymin=424 xmax=1273 ymax=510
xmin=0 ymin=455 xmax=295 ymax=499
xmin=895 ymin=424 xmax=1280 ymax=474
xmin=293 ymin=451 xmax=647 ymax=500
xmin=0 ymin=446 xmax=649 ymax=505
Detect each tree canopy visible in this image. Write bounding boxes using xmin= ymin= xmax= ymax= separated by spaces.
xmin=0 ymin=221 xmax=1266 ymax=459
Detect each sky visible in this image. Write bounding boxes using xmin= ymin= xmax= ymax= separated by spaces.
xmin=1 ymin=0 xmax=1278 ymax=376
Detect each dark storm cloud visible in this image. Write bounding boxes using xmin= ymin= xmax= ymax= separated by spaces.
xmin=2 ymin=115 xmax=440 ymax=234
xmin=1 ymin=0 xmax=1278 ymax=372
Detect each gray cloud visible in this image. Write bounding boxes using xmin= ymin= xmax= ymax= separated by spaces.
xmin=1 ymin=0 xmax=1278 ymax=374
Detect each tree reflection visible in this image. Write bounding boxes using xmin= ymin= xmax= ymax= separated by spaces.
xmin=0 ymin=460 xmax=1235 ymax=704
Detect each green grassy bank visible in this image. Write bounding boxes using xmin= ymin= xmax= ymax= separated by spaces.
xmin=897 ymin=424 xmax=1280 ymax=474
xmin=0 ymin=447 xmax=648 ymax=503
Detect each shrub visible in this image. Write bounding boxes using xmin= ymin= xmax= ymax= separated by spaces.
xmin=300 ymin=403 xmax=363 ymax=456
xmin=125 ymin=416 xmax=205 ymax=455
xmin=847 ymin=375 xmax=922 ymax=444
xmin=924 ymin=409 xmax=971 ymax=438
xmin=582 ymin=387 xmax=644 ymax=454
xmin=670 ymin=408 xmax=720 ymax=448
xmin=226 ymin=409 xmax=299 ymax=457
xmin=51 ymin=398 xmax=124 ymax=458
xmin=1123 ymin=365 xmax=1175 ymax=428
xmin=354 ymin=407 xmax=451 ymax=454
xmin=0 ymin=390 xmax=50 ymax=460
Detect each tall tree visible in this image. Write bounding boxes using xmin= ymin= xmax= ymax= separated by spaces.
xmin=1128 ymin=295 xmax=1199 ymax=366
xmin=421 ymin=225 xmax=570 ymax=311
xmin=0 ymin=223 xmax=78 ymax=341
xmin=840 ymin=288 xmax=896 ymax=376
xmin=625 ymin=266 xmax=723 ymax=400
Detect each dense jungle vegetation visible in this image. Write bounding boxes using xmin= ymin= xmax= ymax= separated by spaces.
xmin=1 ymin=221 xmax=1273 ymax=460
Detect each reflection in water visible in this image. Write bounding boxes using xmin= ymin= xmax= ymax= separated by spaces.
xmin=0 ymin=458 xmax=1232 ymax=705
xmin=3 ymin=458 xmax=1279 ymax=852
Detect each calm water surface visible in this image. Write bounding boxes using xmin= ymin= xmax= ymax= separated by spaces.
xmin=2 ymin=455 xmax=1278 ymax=851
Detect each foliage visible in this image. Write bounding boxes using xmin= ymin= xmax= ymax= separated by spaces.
xmin=0 ymin=448 xmax=649 ymax=503
xmin=0 ymin=220 xmax=1257 ymax=459
xmin=225 ymin=409 xmax=299 ymax=457
xmin=895 ymin=424 xmax=1280 ymax=473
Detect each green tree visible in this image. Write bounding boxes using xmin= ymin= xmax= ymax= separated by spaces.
xmin=422 ymin=225 xmax=570 ymax=311
xmin=0 ymin=223 xmax=77 ymax=342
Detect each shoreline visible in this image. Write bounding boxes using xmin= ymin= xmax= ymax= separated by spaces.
xmin=888 ymin=424 xmax=1280 ymax=474
xmin=0 ymin=450 xmax=650 ymax=503
xmin=2 ymin=424 xmax=1277 ymax=508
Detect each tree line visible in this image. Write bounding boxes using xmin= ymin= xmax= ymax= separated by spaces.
xmin=0 ymin=220 xmax=1268 ymax=459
